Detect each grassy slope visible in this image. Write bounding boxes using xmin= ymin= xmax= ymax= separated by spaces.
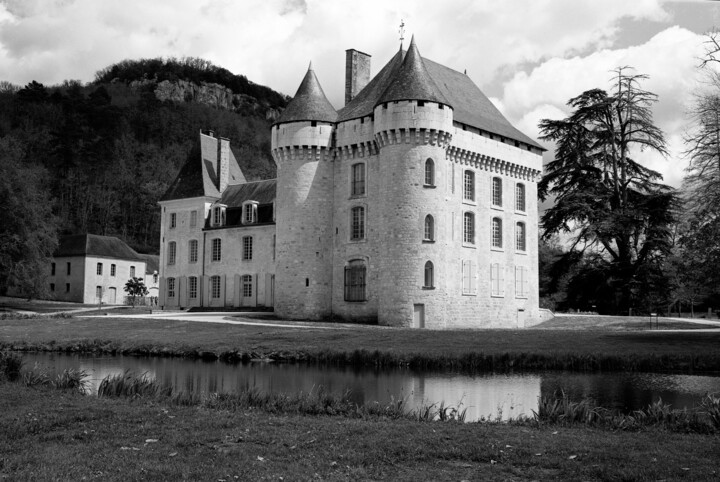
xmin=1 ymin=384 xmax=718 ymax=481
xmin=1 ymin=316 xmax=720 ymax=359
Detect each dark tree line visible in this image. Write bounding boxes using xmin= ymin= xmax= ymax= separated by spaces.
xmin=539 ymin=61 xmax=720 ymax=316
xmin=0 ymin=61 xmax=284 ymax=296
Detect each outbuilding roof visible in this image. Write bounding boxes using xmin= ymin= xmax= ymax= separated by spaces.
xmin=275 ymin=65 xmax=338 ymax=125
xmin=137 ymin=253 xmax=159 ymax=274
xmin=219 ymin=179 xmax=276 ymax=208
xmin=54 ymin=234 xmax=143 ymax=261
xmin=160 ymin=132 xmax=247 ymax=201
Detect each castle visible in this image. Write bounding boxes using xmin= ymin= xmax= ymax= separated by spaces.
xmin=158 ymin=37 xmax=545 ymax=328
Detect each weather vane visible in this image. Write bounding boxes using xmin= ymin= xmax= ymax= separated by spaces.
xmin=399 ymin=19 xmax=405 ymax=47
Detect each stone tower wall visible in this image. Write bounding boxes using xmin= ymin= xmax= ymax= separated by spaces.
xmin=373 ymin=100 xmax=454 ymax=327
xmin=271 ymin=121 xmax=334 ymax=320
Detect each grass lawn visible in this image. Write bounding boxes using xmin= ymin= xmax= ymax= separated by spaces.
xmin=2 ymin=315 xmax=720 ymax=373
xmin=1 ymin=383 xmax=718 ymax=481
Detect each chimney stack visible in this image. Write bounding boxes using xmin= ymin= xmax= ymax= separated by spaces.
xmin=345 ymin=49 xmax=371 ymax=105
xmin=218 ymin=137 xmax=230 ymax=193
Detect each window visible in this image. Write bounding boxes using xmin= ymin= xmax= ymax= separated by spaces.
xmin=492 ymin=177 xmax=503 ymax=207
xmin=96 ymin=263 xmax=103 ymax=275
xmin=515 ymin=266 xmax=529 ymax=298
xmin=211 ymin=275 xmax=221 ymax=299
xmin=492 ymin=218 xmax=503 ymax=248
xmin=213 ymin=206 xmax=226 ymax=227
xmin=111 ymin=264 xmax=116 ymax=276
xmin=96 ymin=286 xmax=103 ymax=301
xmin=170 ymin=213 xmax=177 ymax=229
xmin=424 ymin=159 xmax=435 ymax=186
xmin=130 ymin=266 xmax=135 ymax=278
xmin=153 ymin=273 xmax=158 ymax=284
xmin=190 ymin=210 xmax=197 ymax=227
xmin=67 ymin=262 xmax=71 ymax=275
xmin=516 ymin=222 xmax=526 ymax=251
xmin=351 ymin=163 xmax=365 ymax=196
xmin=463 ymin=171 xmax=475 ymax=201
xmin=344 ymin=260 xmax=366 ymax=301
xmin=212 ymin=238 xmax=221 ymax=262
xmin=65 ymin=283 xmax=70 ymax=293
xmin=242 ymin=274 xmax=253 ymax=297
xmin=189 ymin=240 xmax=198 ymax=263
xmin=167 ymin=278 xmax=175 ymax=298
xmin=463 ymin=212 xmax=475 ymax=244
xmin=50 ymin=283 xmax=55 ymax=292
xmin=462 ymin=260 xmax=477 ymax=295
xmin=424 ymin=215 xmax=434 ymax=241
xmin=351 ymin=206 xmax=365 ymax=240
xmin=51 ymin=263 xmax=55 ymax=276
xmin=424 ymin=261 xmax=434 ymax=288
xmin=189 ymin=276 xmax=198 ymax=299
xmin=168 ymin=241 xmax=176 ymax=265
xmin=515 ymin=183 xmax=526 ymax=212
xmin=243 ymin=236 xmax=253 ymax=260
xmin=491 ymin=263 xmax=505 ymax=297
xmin=243 ymin=202 xmax=257 ymax=224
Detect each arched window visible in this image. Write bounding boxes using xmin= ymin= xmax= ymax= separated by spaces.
xmin=492 ymin=177 xmax=503 ymax=207
xmin=351 ymin=206 xmax=365 ymax=240
xmin=211 ymin=238 xmax=221 ymax=262
xmin=463 ymin=212 xmax=475 ymax=244
xmin=167 ymin=242 xmax=176 ymax=265
xmin=351 ymin=163 xmax=366 ymax=196
xmin=167 ymin=278 xmax=175 ymax=298
xmin=424 ymin=215 xmax=434 ymax=241
xmin=188 ymin=276 xmax=198 ymax=299
xmin=344 ymin=259 xmax=366 ymax=301
xmin=210 ymin=275 xmax=221 ymax=299
xmin=516 ymin=222 xmax=526 ymax=251
xmin=424 ymin=158 xmax=435 ymax=186
xmin=515 ymin=183 xmax=526 ymax=212
xmin=492 ymin=217 xmax=503 ymax=248
xmin=463 ymin=170 xmax=475 ymax=201
xmin=189 ymin=240 xmax=198 ymax=263
xmin=424 ymin=261 xmax=434 ymax=288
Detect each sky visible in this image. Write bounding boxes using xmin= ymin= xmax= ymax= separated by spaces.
xmin=1 ymin=0 xmax=719 ymax=187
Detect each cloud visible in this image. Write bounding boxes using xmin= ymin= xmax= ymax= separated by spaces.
xmin=498 ymin=26 xmax=707 ymax=186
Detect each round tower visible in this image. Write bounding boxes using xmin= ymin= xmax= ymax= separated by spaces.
xmin=271 ymin=64 xmax=337 ymax=320
xmin=373 ymin=38 xmax=454 ymax=327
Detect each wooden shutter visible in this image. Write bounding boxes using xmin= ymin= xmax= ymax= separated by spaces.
xmin=159 ymin=277 xmax=166 ymax=306
xmin=462 ymin=260 xmax=471 ymax=294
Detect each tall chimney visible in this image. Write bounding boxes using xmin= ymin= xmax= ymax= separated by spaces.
xmin=218 ymin=137 xmax=230 ymax=193
xmin=345 ymin=49 xmax=371 ymax=105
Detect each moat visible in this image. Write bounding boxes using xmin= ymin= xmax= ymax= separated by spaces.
xmin=22 ymin=352 xmax=720 ymax=422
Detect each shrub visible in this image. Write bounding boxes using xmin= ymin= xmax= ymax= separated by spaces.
xmin=0 ymin=351 xmax=23 ymax=381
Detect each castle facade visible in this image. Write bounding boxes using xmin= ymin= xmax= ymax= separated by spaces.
xmin=158 ymin=38 xmax=544 ymax=328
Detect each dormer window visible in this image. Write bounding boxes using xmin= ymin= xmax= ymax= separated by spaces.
xmin=211 ymin=204 xmax=227 ymax=227
xmin=243 ymin=201 xmax=259 ymax=225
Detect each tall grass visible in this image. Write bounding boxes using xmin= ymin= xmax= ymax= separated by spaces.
xmin=18 ymin=362 xmax=88 ymax=393
xmin=533 ymin=391 xmax=720 ymax=433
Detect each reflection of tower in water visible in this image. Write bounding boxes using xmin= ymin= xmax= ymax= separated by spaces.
xmin=411 ymin=373 xmax=542 ymax=421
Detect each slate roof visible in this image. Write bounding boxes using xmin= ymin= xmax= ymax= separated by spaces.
xmin=377 ymin=37 xmax=449 ymax=107
xmin=160 ymin=132 xmax=247 ymax=201
xmin=219 ymin=179 xmax=276 ymax=208
xmin=54 ymin=234 xmax=143 ymax=261
xmin=337 ymin=45 xmax=542 ymax=149
xmin=137 ymin=253 xmax=159 ymax=274
xmin=275 ymin=65 xmax=338 ymax=125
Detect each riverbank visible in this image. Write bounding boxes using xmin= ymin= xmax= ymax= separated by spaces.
xmin=1 ymin=381 xmax=718 ymax=481
xmin=2 ymin=316 xmax=720 ymax=373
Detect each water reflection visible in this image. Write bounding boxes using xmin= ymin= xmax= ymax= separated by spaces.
xmin=21 ymin=353 xmax=720 ymax=422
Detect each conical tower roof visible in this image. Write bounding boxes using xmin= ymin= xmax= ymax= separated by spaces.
xmin=376 ymin=37 xmax=450 ymax=108
xmin=276 ymin=64 xmax=337 ymax=125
